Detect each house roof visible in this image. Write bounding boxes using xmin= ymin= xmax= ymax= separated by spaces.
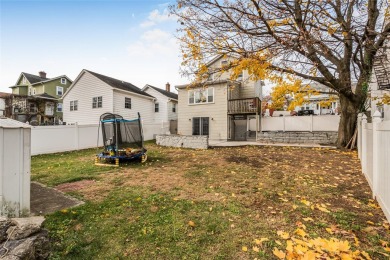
xmin=175 ymin=79 xmax=241 ymax=89
xmin=0 ymin=92 xmax=12 ymax=98
xmin=30 ymin=75 xmax=73 ymax=86
xmin=85 ymin=70 xmax=154 ymax=98
xmin=0 ymin=117 xmax=31 ymax=129
xmin=33 ymin=93 xmax=57 ymax=100
xmin=144 ymin=84 xmax=178 ymax=100
xmin=22 ymin=72 xmax=49 ymax=84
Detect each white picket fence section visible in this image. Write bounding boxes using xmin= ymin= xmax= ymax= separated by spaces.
xmin=31 ymin=121 xmax=170 ymax=155
xmin=358 ymin=112 xmax=390 ymax=222
xmin=260 ymin=115 xmax=340 ymax=132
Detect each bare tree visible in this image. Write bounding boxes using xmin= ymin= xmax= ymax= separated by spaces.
xmin=171 ymin=0 xmax=390 ymax=147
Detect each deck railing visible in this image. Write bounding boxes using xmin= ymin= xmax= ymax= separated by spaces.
xmin=228 ymin=97 xmax=261 ymax=114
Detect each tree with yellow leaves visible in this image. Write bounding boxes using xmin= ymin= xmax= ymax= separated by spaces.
xmin=171 ymin=0 xmax=390 ymax=147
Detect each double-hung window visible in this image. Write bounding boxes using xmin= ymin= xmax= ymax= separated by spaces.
xmin=70 ymin=100 xmax=78 ymax=111
xmin=92 ymin=96 xmax=102 ymax=108
xmin=56 ymin=86 xmax=63 ymax=96
xmin=192 ymin=117 xmax=209 ymax=136
xmin=61 ymin=78 xmax=67 ymax=84
xmin=188 ymin=88 xmax=214 ymax=104
xmin=57 ymin=103 xmax=63 ymax=112
xmin=155 ymin=103 xmax=159 ymax=112
xmin=172 ymin=103 xmax=176 ymax=113
xmin=125 ymin=97 xmax=131 ymax=109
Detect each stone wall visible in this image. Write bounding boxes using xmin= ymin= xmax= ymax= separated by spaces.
xmin=257 ymin=131 xmax=338 ymax=145
xmin=0 ymin=216 xmax=49 ymax=259
xmin=156 ymin=135 xmax=208 ymax=149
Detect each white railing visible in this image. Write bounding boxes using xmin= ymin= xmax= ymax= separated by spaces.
xmin=31 ymin=121 xmax=170 ymax=155
xmin=259 ymin=115 xmax=340 ymax=132
xmin=358 ymin=112 xmax=390 ymax=222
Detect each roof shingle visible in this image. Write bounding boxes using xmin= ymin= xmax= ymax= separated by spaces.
xmin=86 ymin=70 xmax=154 ymax=98
xmin=22 ymin=72 xmax=49 ymax=84
xmin=146 ymin=85 xmax=178 ymax=100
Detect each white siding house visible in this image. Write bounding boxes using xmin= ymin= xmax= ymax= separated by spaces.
xmin=176 ymin=55 xmax=262 ymax=141
xmin=62 ymin=70 xmax=155 ymax=125
xmin=142 ymin=83 xmax=178 ymax=123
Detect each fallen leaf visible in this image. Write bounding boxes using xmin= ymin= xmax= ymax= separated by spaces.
xmin=277 ymin=230 xmax=290 ymax=239
xmin=242 ymin=246 xmax=248 ymax=252
xmin=188 ymin=221 xmax=196 ymax=227
xmin=273 ymin=247 xmax=286 ymax=259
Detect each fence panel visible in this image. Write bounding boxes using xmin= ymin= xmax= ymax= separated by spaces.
xmin=261 ymin=115 xmax=340 ymax=132
xmin=362 ymin=123 xmax=373 ymax=189
xmin=374 ymin=120 xmax=390 ymax=221
xmin=31 ymin=122 xmax=170 ymax=155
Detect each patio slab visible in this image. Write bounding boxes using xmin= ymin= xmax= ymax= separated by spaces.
xmin=30 ymin=182 xmax=84 ymax=216
xmin=209 ymin=140 xmax=336 ymax=148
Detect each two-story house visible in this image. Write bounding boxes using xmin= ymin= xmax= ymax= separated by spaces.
xmin=142 ymin=83 xmax=178 ymax=133
xmin=8 ymin=71 xmax=72 ymax=124
xmin=175 ymin=55 xmax=262 ymax=141
xmin=62 ymin=69 xmax=156 ymax=125
xmin=293 ymin=82 xmax=340 ymax=115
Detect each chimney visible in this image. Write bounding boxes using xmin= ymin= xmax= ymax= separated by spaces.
xmin=166 ymin=82 xmax=170 ymax=92
xmin=39 ymin=71 xmax=47 ymax=79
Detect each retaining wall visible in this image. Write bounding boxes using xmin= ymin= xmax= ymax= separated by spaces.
xmin=156 ymin=135 xmax=208 ymax=149
xmin=257 ymin=131 xmax=338 ymax=144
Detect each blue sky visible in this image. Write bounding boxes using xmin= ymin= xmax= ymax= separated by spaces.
xmin=0 ymin=0 xmax=186 ymax=92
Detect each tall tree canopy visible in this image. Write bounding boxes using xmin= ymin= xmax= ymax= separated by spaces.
xmin=171 ymin=0 xmax=390 ymax=147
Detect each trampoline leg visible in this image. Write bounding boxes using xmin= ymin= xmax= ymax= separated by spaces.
xmin=115 ymin=158 xmax=119 ymax=167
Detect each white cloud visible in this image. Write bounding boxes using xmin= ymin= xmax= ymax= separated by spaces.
xmin=127 ymin=29 xmax=178 ymax=58
xmin=140 ymin=8 xmax=176 ymax=28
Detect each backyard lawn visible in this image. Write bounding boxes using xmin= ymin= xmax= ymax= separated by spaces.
xmin=32 ymin=142 xmax=390 ymax=259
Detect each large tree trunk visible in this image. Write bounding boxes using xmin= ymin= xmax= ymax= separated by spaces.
xmin=337 ymin=94 xmax=361 ymax=148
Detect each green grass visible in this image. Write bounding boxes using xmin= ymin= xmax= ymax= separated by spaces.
xmin=31 ymin=143 xmax=168 ymax=186
xmin=32 ymin=144 xmax=390 ymax=259
xmin=45 ymin=188 xmax=243 ymax=259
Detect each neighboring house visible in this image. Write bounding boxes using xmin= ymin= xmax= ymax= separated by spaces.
xmin=8 ymin=71 xmax=72 ymax=124
xmin=0 ymin=92 xmax=59 ymax=125
xmin=293 ymin=82 xmax=340 ymax=115
xmin=62 ymin=70 xmax=156 ymax=125
xmin=371 ymin=36 xmax=390 ymax=121
xmin=142 ymin=83 xmax=178 ymax=133
xmin=175 ymin=54 xmax=262 ymax=141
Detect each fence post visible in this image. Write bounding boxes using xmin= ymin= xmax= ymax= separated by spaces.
xmin=283 ymin=115 xmax=285 ymax=132
xmin=372 ymin=110 xmax=382 ymax=199
xmin=310 ymin=115 xmax=313 ymax=132
xmin=357 ymin=113 xmax=363 ymax=160
xmin=361 ymin=114 xmax=367 ymax=175
xmin=75 ymin=123 xmax=79 ymax=150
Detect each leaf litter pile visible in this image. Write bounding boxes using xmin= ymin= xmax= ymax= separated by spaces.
xmin=37 ymin=144 xmax=390 ymax=259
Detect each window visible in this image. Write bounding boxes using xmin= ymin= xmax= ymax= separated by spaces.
xmin=125 ymin=97 xmax=131 ymax=109
xmin=32 ymin=88 xmax=36 ymax=95
xmin=61 ymin=78 xmax=67 ymax=84
xmin=192 ymin=117 xmax=209 ymax=136
xmin=172 ymin=103 xmax=176 ymax=113
xmin=56 ymin=86 xmax=63 ymax=96
xmin=57 ymin=103 xmax=63 ymax=112
xmin=155 ymin=103 xmax=159 ymax=112
xmin=237 ymin=72 xmax=243 ymax=81
xmin=188 ymin=88 xmax=214 ymax=104
xmin=29 ymin=103 xmax=37 ymax=113
xmin=92 ymin=96 xmax=102 ymax=108
xmin=28 ymin=88 xmax=31 ymax=96
xmin=221 ymin=60 xmax=228 ymax=67
xmin=70 ymin=100 xmax=78 ymax=111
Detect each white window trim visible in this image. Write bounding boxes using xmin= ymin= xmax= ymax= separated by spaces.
xmin=188 ymin=87 xmax=215 ymax=105
xmin=92 ymin=96 xmax=103 ymax=108
xmin=56 ymin=86 xmax=64 ymax=96
xmin=57 ymin=103 xmax=63 ymax=112
xmin=70 ymin=100 xmax=78 ymax=111
xmin=32 ymin=88 xmax=36 ymax=95
xmin=61 ymin=78 xmax=67 ymax=84
xmin=220 ymin=60 xmax=228 ymax=67
xmin=155 ymin=103 xmax=159 ymax=112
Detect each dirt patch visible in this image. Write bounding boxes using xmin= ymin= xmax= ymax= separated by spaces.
xmin=56 ymin=180 xmax=96 ymax=193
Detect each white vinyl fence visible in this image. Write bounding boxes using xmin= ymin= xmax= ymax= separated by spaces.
xmin=31 ymin=121 xmax=170 ymax=155
xmin=260 ymin=115 xmax=340 ymax=132
xmin=358 ymin=112 xmax=390 ymax=222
